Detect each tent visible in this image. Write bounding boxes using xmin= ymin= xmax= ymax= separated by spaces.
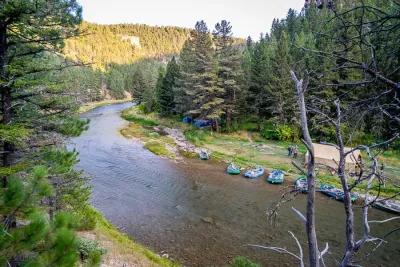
xmin=305 ymin=143 xmax=361 ymax=171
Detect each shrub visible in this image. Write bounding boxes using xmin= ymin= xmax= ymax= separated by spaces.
xmin=230 ymin=256 xmax=260 ymax=267
xmin=261 ymin=122 xmax=299 ymax=142
xmin=184 ymin=129 xmax=208 ymax=145
xmin=275 ymin=124 xmax=299 ymax=142
xmin=137 ymin=104 xmax=146 ymax=114
xmin=260 ymin=121 xmax=277 ymax=140
xmin=148 ymin=132 xmax=160 ymax=138
xmin=77 ymin=238 xmax=106 ymax=266
xmin=74 ymin=205 xmax=98 ymax=231
xmin=238 ymin=117 xmax=259 ymax=132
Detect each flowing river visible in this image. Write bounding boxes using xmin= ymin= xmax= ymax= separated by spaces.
xmin=69 ymin=103 xmax=400 ymax=267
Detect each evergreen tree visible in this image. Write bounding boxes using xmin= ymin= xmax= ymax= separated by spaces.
xmin=174 ymin=39 xmax=195 ymax=115
xmin=248 ymin=38 xmax=270 ymax=118
xmin=0 ymin=1 xmax=93 ymax=265
xmin=155 ymin=67 xmax=165 ymax=112
xmin=266 ymin=32 xmax=296 ymax=124
xmin=157 ymin=57 xmax=179 ymax=116
xmin=131 ymin=69 xmax=148 ymax=102
xmin=213 ymin=20 xmax=243 ymax=130
xmin=185 ymin=21 xmax=224 ymax=129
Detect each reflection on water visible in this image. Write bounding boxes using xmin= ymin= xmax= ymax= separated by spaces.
xmin=69 ymin=103 xmax=400 ymax=267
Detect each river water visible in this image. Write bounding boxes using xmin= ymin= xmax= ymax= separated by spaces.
xmin=69 ymin=103 xmax=400 ymax=267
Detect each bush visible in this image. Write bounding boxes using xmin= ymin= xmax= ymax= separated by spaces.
xmin=230 ymin=256 xmax=260 ymax=267
xmin=74 ymin=205 xmax=98 ymax=231
xmin=237 ymin=117 xmax=259 ymax=132
xmin=184 ymin=129 xmax=208 ymax=145
xmin=275 ymin=124 xmax=298 ymax=142
xmin=261 ymin=122 xmax=299 ymax=142
xmin=148 ymin=132 xmax=160 ymax=138
xmin=260 ymin=121 xmax=276 ymax=140
xmin=77 ymin=238 xmax=106 ymax=266
xmin=137 ymin=103 xmax=147 ymax=114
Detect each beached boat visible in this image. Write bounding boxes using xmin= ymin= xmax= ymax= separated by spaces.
xmin=319 ymin=184 xmax=358 ymax=202
xmin=227 ymin=163 xmax=241 ymax=175
xmin=244 ymin=166 xmax=264 ymax=179
xmin=199 ymin=149 xmax=210 ymax=160
xmin=372 ymin=199 xmax=400 ymax=215
xmin=295 ymin=175 xmax=308 ymax=192
xmin=267 ymin=169 xmax=284 ymax=184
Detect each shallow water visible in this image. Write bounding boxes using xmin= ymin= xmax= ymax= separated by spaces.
xmin=69 ymin=103 xmax=400 ymax=267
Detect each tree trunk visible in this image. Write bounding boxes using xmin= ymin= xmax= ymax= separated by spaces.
xmin=226 ymin=108 xmax=232 ymax=130
xmin=334 ymin=101 xmax=356 ymax=266
xmin=0 ymin=21 xmax=12 ymax=188
xmin=291 ymin=70 xmax=320 ymax=267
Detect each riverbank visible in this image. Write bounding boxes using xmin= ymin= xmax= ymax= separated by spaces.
xmin=79 ymin=98 xmax=133 ymax=114
xmin=81 ymin=208 xmax=179 ymax=267
xmin=71 ymin=103 xmax=400 ymax=267
xmin=120 ymin=106 xmax=400 ymax=199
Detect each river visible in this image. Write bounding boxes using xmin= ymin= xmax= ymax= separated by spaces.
xmin=69 ymin=103 xmax=400 ymax=267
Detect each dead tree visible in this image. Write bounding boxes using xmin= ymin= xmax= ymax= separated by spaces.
xmin=319 ymin=100 xmax=399 ymax=266
xmin=290 ymin=70 xmax=321 ymax=267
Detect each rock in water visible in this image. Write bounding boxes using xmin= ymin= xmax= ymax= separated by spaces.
xmin=201 ymin=217 xmax=214 ymax=224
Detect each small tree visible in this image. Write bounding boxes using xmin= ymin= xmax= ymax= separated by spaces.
xmin=157 ymin=57 xmax=179 ymax=116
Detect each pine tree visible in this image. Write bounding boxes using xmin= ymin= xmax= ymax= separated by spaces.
xmin=157 ymin=57 xmax=179 ymax=116
xmin=0 ymin=1 xmax=93 ymax=265
xmin=213 ymin=20 xmax=243 ymax=130
xmin=131 ymin=69 xmax=148 ymax=102
xmin=174 ymin=39 xmax=195 ymax=115
xmin=248 ymin=38 xmax=271 ymax=118
xmin=267 ymin=31 xmax=296 ymax=124
xmin=184 ymin=21 xmax=224 ymax=129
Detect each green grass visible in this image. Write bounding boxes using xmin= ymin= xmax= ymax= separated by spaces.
xmin=144 ymin=141 xmax=174 ymax=158
xmin=87 ymin=207 xmax=179 ymax=267
xmin=122 ymin=114 xmax=160 ymax=127
xmin=119 ymin=106 xmax=400 ymax=198
xmin=184 ymin=129 xmax=210 ymax=145
xmin=230 ymin=256 xmax=261 ymax=267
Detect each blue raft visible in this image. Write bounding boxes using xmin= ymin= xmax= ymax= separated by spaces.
xmin=244 ymin=166 xmax=265 ymax=179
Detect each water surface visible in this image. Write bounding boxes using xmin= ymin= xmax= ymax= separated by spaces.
xmin=69 ymin=103 xmax=400 ymax=266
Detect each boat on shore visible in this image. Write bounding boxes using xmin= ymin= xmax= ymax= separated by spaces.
xmin=370 ymin=198 xmax=400 ymax=215
xmin=227 ymin=163 xmax=241 ymax=175
xmin=294 ymin=175 xmax=307 ymax=192
xmin=320 ymin=184 xmax=358 ymax=202
xmin=244 ymin=166 xmax=264 ymax=179
xmin=199 ymin=149 xmax=210 ymax=160
xmin=267 ymin=169 xmax=284 ymax=184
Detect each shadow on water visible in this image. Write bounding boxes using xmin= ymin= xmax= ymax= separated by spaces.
xmin=69 ymin=103 xmax=400 ymax=267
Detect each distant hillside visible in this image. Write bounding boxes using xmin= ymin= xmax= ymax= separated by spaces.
xmin=63 ymin=22 xmax=191 ymax=68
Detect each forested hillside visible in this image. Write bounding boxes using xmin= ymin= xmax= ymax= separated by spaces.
xmin=143 ymin=1 xmax=399 ymax=146
xmin=64 ymin=22 xmax=191 ymax=68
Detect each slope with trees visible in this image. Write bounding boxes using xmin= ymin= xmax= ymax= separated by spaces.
xmin=0 ymin=0 xmax=100 ymax=265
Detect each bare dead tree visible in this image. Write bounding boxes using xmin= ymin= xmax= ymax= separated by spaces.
xmin=290 ymin=70 xmax=322 ymax=267
xmin=248 ymin=231 xmax=306 ymax=267
xmin=317 ymin=99 xmax=400 ymax=266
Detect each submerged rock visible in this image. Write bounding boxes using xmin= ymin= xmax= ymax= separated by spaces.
xmin=201 ymin=217 xmax=214 ymax=224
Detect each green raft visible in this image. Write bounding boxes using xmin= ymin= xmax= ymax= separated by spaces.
xmin=227 ymin=163 xmax=241 ymax=175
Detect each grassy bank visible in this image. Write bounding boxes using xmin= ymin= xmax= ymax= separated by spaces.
xmin=82 ymin=207 xmax=179 ymax=267
xmin=120 ymin=106 xmax=400 ymax=199
xmin=79 ymin=99 xmax=132 ymax=114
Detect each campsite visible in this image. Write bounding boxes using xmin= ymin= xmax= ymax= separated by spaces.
xmin=2 ymin=0 xmax=400 ymax=266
